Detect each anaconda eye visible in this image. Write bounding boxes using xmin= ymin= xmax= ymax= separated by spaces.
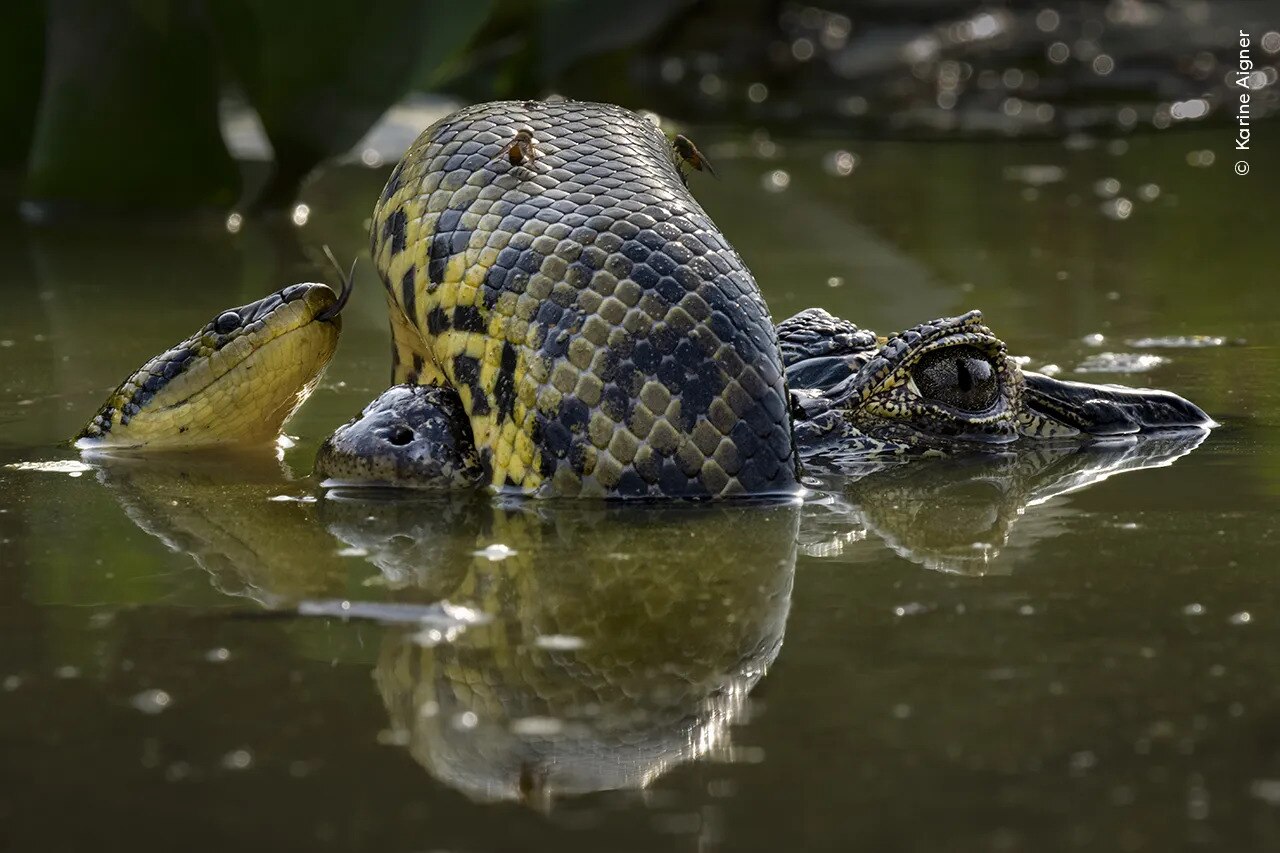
xmin=911 ymin=346 xmax=1000 ymax=413
xmin=214 ymin=311 xmax=241 ymax=334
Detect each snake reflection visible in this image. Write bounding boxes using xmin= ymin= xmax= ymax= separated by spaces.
xmin=86 ymin=433 xmax=1204 ymax=802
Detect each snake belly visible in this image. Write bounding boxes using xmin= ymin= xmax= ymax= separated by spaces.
xmin=370 ymin=100 xmax=798 ymax=498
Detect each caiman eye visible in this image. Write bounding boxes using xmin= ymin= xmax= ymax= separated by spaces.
xmin=214 ymin=311 xmax=241 ymax=334
xmin=911 ymin=346 xmax=1000 ymax=412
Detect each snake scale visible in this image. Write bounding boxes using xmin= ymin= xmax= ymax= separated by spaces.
xmin=369 ymin=100 xmax=798 ymax=499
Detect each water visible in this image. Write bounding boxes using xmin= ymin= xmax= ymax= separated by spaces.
xmin=2 ymin=126 xmax=1278 ymax=851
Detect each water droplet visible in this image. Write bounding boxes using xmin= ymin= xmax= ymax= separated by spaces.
xmin=1171 ymin=99 xmax=1209 ymax=121
xmin=1101 ymin=197 xmax=1134 ymax=220
xmin=455 ymin=711 xmax=479 ymax=730
xmin=823 ymin=150 xmax=857 ymax=177
xmin=54 ymin=665 xmax=80 ymax=679
xmin=1230 ymin=611 xmax=1252 ymax=625
xmin=164 ymin=761 xmax=192 ymax=782
xmin=1093 ymin=178 xmax=1121 ymax=198
xmin=376 ymin=728 xmax=410 ymax=746
xmin=268 ymin=494 xmax=317 ymax=503
xmin=826 ymin=276 xmax=844 ymax=288
xmin=225 ymin=212 xmax=243 ymax=234
xmin=5 ymin=460 xmax=94 ymax=476
xmin=1252 ymin=779 xmax=1280 ymax=805
xmin=535 ymin=634 xmax=587 ymax=651
xmin=205 ymin=647 xmax=231 ymax=663
xmin=746 ymin=82 xmax=768 ymax=103
xmin=1075 ymin=352 xmax=1165 ymax=373
xmin=1185 ymin=149 xmax=1215 ymax=167
xmin=131 ymin=689 xmax=172 ymax=715
xmin=1082 ymin=333 xmax=1106 ymax=346
xmin=761 ymin=170 xmax=791 ymax=193
xmin=473 ymin=543 xmax=517 ymax=561
xmin=221 ymin=749 xmax=254 ymax=770
xmin=510 ymin=716 xmax=565 ymax=736
xmin=291 ymin=203 xmax=310 ymax=227
xmin=1069 ymin=750 xmax=1097 ymax=774
xmin=1183 ymin=603 xmax=1205 ymax=616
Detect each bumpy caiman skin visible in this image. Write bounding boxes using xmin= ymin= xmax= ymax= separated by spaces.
xmin=367 ymin=100 xmax=797 ymax=498
xmin=780 ymin=308 xmax=1213 ymax=454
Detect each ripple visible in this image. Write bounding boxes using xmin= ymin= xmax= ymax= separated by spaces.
xmin=1075 ymin=353 xmax=1167 ymax=374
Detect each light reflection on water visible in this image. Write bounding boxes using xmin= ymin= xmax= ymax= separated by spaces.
xmin=1 ymin=125 xmax=1278 ymax=850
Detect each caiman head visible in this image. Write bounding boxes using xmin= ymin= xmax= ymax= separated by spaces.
xmin=782 ymin=308 xmax=1214 ymax=455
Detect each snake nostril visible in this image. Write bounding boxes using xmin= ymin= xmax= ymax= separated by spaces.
xmin=386 ymin=424 xmax=414 ymax=446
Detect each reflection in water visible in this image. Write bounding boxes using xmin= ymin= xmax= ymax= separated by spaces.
xmin=85 ymin=448 xmax=349 ymax=604
xmin=82 ymin=433 xmax=1204 ymax=803
xmin=800 ymin=432 xmax=1208 ymax=574
xmin=332 ymin=499 xmax=799 ymax=805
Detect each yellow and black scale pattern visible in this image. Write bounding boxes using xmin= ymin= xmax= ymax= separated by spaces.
xmin=371 ymin=100 xmax=798 ymax=498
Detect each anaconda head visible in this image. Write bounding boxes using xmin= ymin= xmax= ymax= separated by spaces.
xmin=783 ymin=308 xmax=1213 ymax=455
xmin=76 ymin=282 xmax=347 ymax=449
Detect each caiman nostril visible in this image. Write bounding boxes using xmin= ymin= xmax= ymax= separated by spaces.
xmin=386 ymin=424 xmax=414 ymax=446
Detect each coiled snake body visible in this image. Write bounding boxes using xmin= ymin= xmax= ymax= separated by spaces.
xmin=368 ymin=101 xmax=797 ymax=498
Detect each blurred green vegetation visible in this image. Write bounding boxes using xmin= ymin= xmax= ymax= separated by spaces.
xmin=13 ymin=1 xmax=1278 ymax=217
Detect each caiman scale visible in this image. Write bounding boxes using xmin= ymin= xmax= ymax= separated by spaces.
xmin=78 ymin=100 xmax=1213 ymax=495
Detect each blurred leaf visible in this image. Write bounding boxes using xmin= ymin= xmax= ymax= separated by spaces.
xmin=208 ymin=0 xmax=495 ymax=210
xmin=24 ymin=0 xmax=238 ymax=216
xmin=414 ymin=0 xmax=498 ymax=87
xmin=0 ymin=0 xmax=45 ymax=168
xmin=537 ymin=0 xmax=695 ymax=81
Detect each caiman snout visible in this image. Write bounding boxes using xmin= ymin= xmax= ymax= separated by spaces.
xmin=1022 ymin=371 xmax=1215 ymax=436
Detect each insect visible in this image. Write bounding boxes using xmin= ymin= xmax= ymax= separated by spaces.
xmin=494 ymin=127 xmax=537 ymax=168
xmin=672 ymin=133 xmax=717 ymax=184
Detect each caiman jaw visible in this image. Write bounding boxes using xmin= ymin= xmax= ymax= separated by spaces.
xmin=1018 ymin=372 xmax=1215 ymax=437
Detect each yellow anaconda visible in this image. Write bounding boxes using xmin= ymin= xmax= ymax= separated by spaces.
xmin=369 ymin=100 xmax=798 ymax=499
